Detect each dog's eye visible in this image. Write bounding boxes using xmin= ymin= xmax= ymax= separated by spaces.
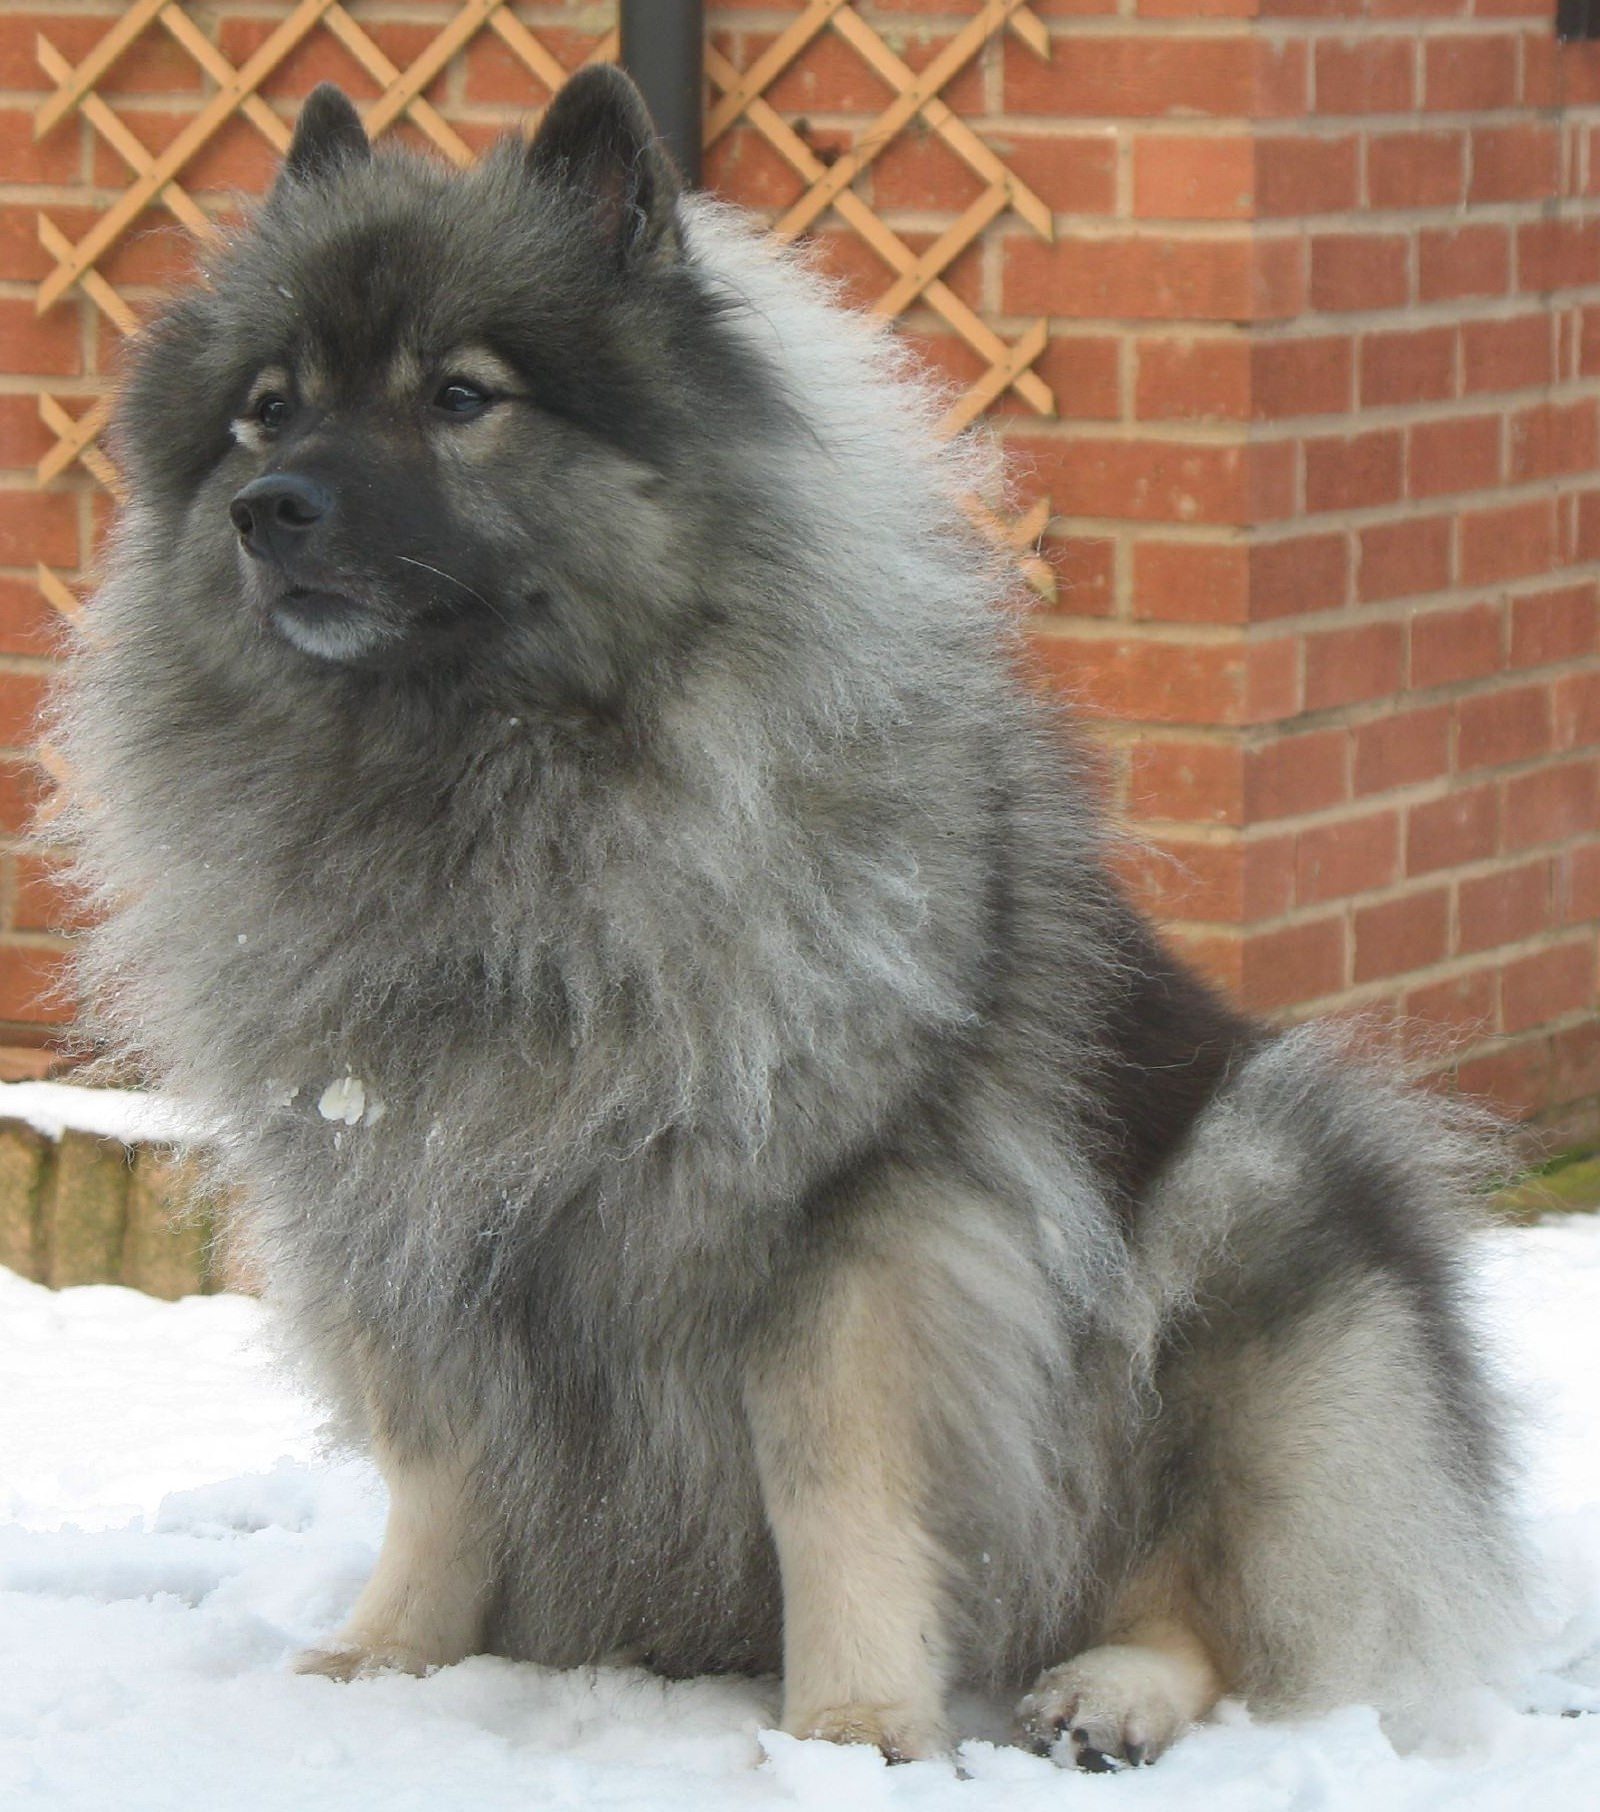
xmin=433 ymin=380 xmax=491 ymax=417
xmin=254 ymin=393 xmax=292 ymax=431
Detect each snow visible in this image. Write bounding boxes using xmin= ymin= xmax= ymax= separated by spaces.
xmin=2 ymin=1220 xmax=1599 ymax=1811
xmin=0 ymin=1079 xmax=195 ymax=1145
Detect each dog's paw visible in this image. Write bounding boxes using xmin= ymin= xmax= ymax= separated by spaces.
xmin=1015 ymin=1644 xmax=1199 ymax=1771
xmin=787 ymin=1701 xmax=947 ymax=1763
xmin=293 ymin=1640 xmax=432 ymax=1682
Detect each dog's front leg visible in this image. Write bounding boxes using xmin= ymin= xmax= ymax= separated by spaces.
xmin=296 ymin=1426 xmax=490 ymax=1681
xmin=745 ymin=1251 xmax=950 ymax=1762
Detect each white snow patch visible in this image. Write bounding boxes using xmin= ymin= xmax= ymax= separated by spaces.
xmin=317 ymin=1077 xmax=366 ymax=1128
xmin=0 ymin=1079 xmax=196 ymax=1144
xmin=0 ymin=1219 xmax=1598 ymax=1810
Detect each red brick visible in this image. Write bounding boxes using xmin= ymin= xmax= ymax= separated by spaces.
xmin=1241 ymin=917 xmax=1347 ymax=1011
xmin=999 ymin=133 xmax=1121 ymax=217
xmin=0 ymin=492 xmax=77 ymax=569
xmin=1518 ymin=218 xmax=1600 ymax=293
xmin=904 ymin=329 xmax=988 ymax=398
xmin=1257 ymin=135 xmax=1360 ymax=216
xmin=1304 ymin=430 xmax=1403 ymax=514
xmin=1047 ymin=536 xmax=1117 ymax=618
xmin=1503 ymin=759 xmax=1600 ymax=850
xmin=0 ymin=942 xmax=72 ymax=1027
xmin=1552 ymin=1021 xmax=1600 ymax=1106
xmin=1033 ymin=337 xmax=1123 ymax=421
xmin=1018 ymin=434 xmax=1276 ymax=527
xmin=1404 ymin=970 xmax=1497 ymax=1047
xmin=1411 ymin=601 xmax=1503 ymax=689
xmin=1360 ymin=327 xmax=1456 ymax=407
xmin=1357 ymin=516 xmax=1452 ymax=604
xmin=1304 ymin=622 xmax=1406 ymax=711
xmin=1561 ymin=842 xmax=1600 ymax=923
xmin=1462 ymin=314 xmax=1553 ymax=394
xmin=0 ymin=398 xmax=53 ymax=473
xmin=0 ymin=107 xmax=79 ymax=187
xmin=1406 ymin=786 xmax=1500 ymax=876
xmin=0 ymin=16 xmax=199 ymax=95
xmin=218 ymin=20 xmax=445 ymax=104
xmin=0 ymin=579 xmax=56 ymax=659
xmin=1140 ymin=0 xmax=1260 ymax=14
xmin=1509 ymin=583 xmax=1599 ymax=669
xmin=1127 ymin=737 xmax=1246 ymax=824
xmin=1166 ymin=927 xmax=1243 ymax=996
xmin=1115 ymin=836 xmax=1240 ymax=925
xmin=1353 ymin=888 xmax=1450 ymax=983
xmin=1310 ymin=233 xmax=1410 ymax=312
xmin=1317 ymin=37 xmax=1417 ymax=113
xmin=0 ymin=759 xmax=45 ymax=837
xmin=1424 ymin=33 xmax=1518 ymax=110
xmin=1459 ymin=860 xmax=1552 ymax=956
xmin=1501 ymin=941 xmax=1595 ymax=1034
xmin=1408 ymin=414 xmax=1502 ymax=499
xmin=1133 ymin=135 xmax=1254 ymax=220
xmin=1246 ymin=729 xmax=1349 ymax=820
xmin=0 ymin=673 xmax=46 ymax=752
xmin=1252 ymin=336 xmax=1353 ymax=419
xmin=1459 ymin=498 xmax=1556 ymax=586
xmin=1580 ymin=305 xmax=1600 ymax=381
xmin=1457 ymin=683 xmax=1554 ymax=769
xmin=1246 ymin=636 xmax=1303 ymax=721
xmin=1029 ymin=632 xmax=1260 ymax=726
xmin=9 ymin=852 xmax=86 ymax=937
xmin=1295 ymin=811 xmax=1401 ymax=906
xmin=1366 ymin=130 xmax=1465 ymax=209
xmin=1250 ymin=534 xmax=1350 ymax=620
xmin=1132 ymin=542 xmax=1249 ymax=625
xmin=1135 ymin=338 xmax=1250 ymax=421
xmin=1555 ymin=669 xmax=1600 ymax=748
xmin=1453 ymin=1038 xmax=1551 ymax=1121
xmin=1353 ymin=705 xmax=1452 ymax=794
xmin=1419 ymin=227 xmax=1511 ymax=303
xmin=1005 ymin=35 xmax=1307 ymax=120
xmin=704 ymin=128 xmax=808 ymax=213
xmin=1469 ymin=123 xmax=1560 ymax=204
xmin=1004 ymin=235 xmax=1302 ymax=323
xmin=1509 ymin=399 xmax=1600 ymax=483
xmin=0 ymin=300 xmax=80 ymax=379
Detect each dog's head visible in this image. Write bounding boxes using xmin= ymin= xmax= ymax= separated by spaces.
xmin=117 ymin=71 xmax=774 ymax=706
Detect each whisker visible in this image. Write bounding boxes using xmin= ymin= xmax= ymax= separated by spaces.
xmin=393 ymin=553 xmax=513 ymax=627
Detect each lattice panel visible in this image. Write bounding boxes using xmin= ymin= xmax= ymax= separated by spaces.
xmin=31 ymin=1 xmax=1056 ymax=601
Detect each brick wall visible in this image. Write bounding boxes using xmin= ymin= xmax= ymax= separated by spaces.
xmin=1015 ymin=0 xmax=1600 ymax=1140
xmin=1 ymin=2 xmax=1598 ymax=1134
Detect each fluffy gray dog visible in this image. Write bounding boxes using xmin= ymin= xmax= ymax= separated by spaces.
xmin=58 ymin=69 xmax=1526 ymax=1767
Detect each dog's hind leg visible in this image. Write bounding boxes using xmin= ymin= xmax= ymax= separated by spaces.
xmin=295 ymin=1426 xmax=490 ymax=1681
xmin=1015 ymin=1553 xmax=1225 ymax=1769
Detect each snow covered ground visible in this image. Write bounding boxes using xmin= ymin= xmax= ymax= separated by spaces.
xmin=2 ymin=1219 xmax=1599 ymax=1812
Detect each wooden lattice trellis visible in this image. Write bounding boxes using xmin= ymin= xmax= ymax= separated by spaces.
xmin=31 ymin=0 xmax=1057 ymax=608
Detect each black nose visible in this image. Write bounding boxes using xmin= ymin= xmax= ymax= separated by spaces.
xmin=230 ymin=472 xmax=333 ymax=561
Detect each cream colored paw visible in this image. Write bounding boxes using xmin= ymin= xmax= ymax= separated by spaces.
xmin=1015 ymin=1644 xmax=1207 ymax=1770
xmin=293 ymin=1639 xmax=433 ymax=1681
xmin=788 ymin=1701 xmax=947 ymax=1763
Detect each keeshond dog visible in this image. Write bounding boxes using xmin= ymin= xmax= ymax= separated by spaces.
xmin=57 ymin=70 xmax=1527 ymax=1767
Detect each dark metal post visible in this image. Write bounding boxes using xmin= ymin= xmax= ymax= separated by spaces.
xmin=619 ymin=0 xmax=704 ymax=186
xmin=1558 ymin=0 xmax=1600 ymax=42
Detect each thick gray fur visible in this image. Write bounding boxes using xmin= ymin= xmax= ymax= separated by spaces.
xmin=54 ymin=85 xmax=1528 ymax=1737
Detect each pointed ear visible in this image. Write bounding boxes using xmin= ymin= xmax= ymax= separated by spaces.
xmin=526 ymin=66 xmax=681 ymax=266
xmin=277 ymin=85 xmax=370 ymax=192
